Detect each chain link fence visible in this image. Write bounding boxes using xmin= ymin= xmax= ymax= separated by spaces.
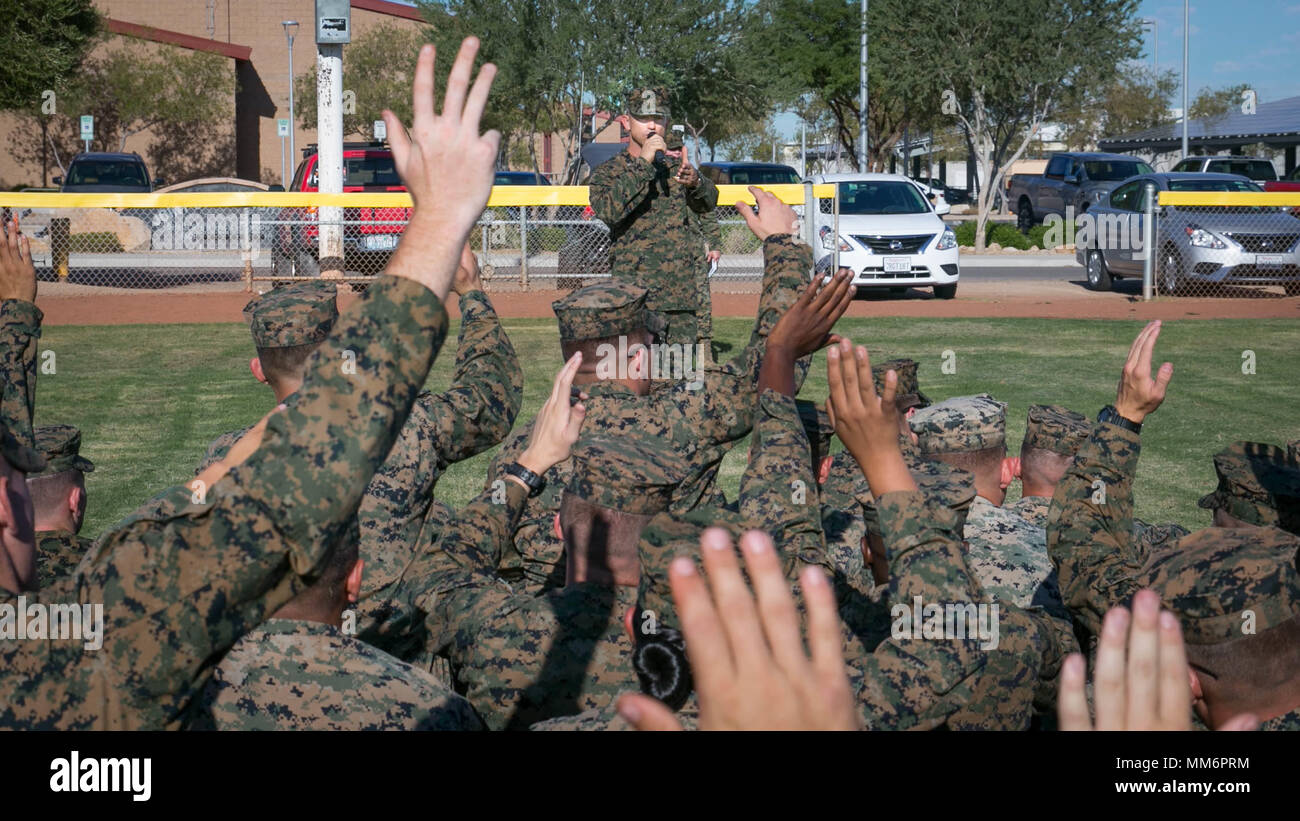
xmin=5 ymin=187 xmax=825 ymax=294
xmin=1075 ymin=188 xmax=1300 ymax=299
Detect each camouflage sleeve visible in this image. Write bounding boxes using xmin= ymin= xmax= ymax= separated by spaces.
xmin=1047 ymin=422 xmax=1144 ymax=638
xmin=60 ymin=275 xmax=449 ymax=728
xmin=685 ymin=176 xmax=719 ymax=216
xmin=414 ymin=289 xmax=522 ymax=466
xmin=850 ymin=489 xmax=991 ymax=730
xmin=701 ymin=207 xmax=723 ymax=251
xmin=737 ymin=390 xmax=829 ymax=577
xmin=588 ymin=155 xmax=659 ymax=230
xmin=0 ymin=299 xmax=41 ymax=447
xmin=193 ymin=428 xmax=248 ymax=476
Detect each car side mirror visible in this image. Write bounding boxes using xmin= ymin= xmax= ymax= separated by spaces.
xmin=1064 ymin=173 xmax=1079 ymax=184
xmin=52 ymin=176 xmax=63 ymax=186
xmin=268 ymin=184 xmax=285 ymax=192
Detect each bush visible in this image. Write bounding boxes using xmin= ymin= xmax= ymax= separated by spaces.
xmin=951 ymin=219 xmax=1071 ymax=250
xmin=69 ymin=232 xmax=124 ymax=253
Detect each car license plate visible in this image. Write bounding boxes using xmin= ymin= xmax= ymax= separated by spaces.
xmin=1257 ymin=254 xmax=1287 ymax=267
xmin=363 ymin=234 xmax=398 ymax=251
xmin=883 ymin=256 xmax=910 ymax=273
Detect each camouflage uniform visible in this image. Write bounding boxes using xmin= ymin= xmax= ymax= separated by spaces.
xmin=489 ymin=236 xmax=812 ymax=595
xmin=195 ymin=283 xmax=521 ymax=658
xmin=0 ymin=274 xmax=451 ymax=729
xmin=199 ymin=618 xmax=482 ymax=731
xmin=1197 ymin=441 xmax=1300 ymax=535
xmin=588 ymin=87 xmax=719 ymax=345
xmin=30 ymin=424 xmax=97 ymax=589
xmin=666 ymin=129 xmax=720 ymax=347
xmin=0 ymin=298 xmax=40 ymax=447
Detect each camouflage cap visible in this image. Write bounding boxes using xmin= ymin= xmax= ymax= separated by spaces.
xmin=552 ymin=281 xmax=660 ymax=342
xmin=32 ymin=424 xmax=94 ymax=477
xmin=243 ymin=281 xmax=339 ymax=349
xmin=1288 ymin=440 xmax=1300 ymax=463
xmin=1022 ymin=404 xmax=1091 ymax=457
xmin=909 ymin=393 xmax=1007 ymax=454
xmin=565 ymin=433 xmax=689 ymax=516
xmin=1137 ymin=527 xmax=1300 ymax=644
xmin=873 ymin=358 xmax=930 ymax=409
xmin=827 ymin=450 xmax=976 ymax=537
xmin=0 ymin=420 xmax=44 ymax=474
xmin=625 ymin=87 xmax=670 ymax=119
xmin=1197 ymin=442 xmax=1300 ymax=534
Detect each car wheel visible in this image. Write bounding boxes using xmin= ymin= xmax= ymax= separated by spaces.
xmin=933 ymin=283 xmax=958 ymax=300
xmin=1085 ymin=250 xmax=1113 ymax=291
xmin=1157 ymin=246 xmax=1183 ymax=295
xmin=1016 ymin=199 xmax=1035 ymax=233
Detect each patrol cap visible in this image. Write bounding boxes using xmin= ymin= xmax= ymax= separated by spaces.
xmin=1022 ymin=404 xmax=1091 ymax=457
xmin=1137 ymin=527 xmax=1300 ymax=644
xmin=828 ymin=450 xmax=976 ymax=537
xmin=1197 ymin=442 xmax=1300 ymax=534
xmin=552 ymin=281 xmax=662 ymax=342
xmin=565 ymin=433 xmax=688 ymax=516
xmin=625 ymin=87 xmax=670 ymax=119
xmin=872 ymin=358 xmax=930 ymax=409
xmin=909 ymin=393 xmax=1007 ymax=454
xmin=243 ymin=280 xmax=339 ymax=349
xmin=0 ymin=420 xmax=44 ymax=474
xmin=32 ymin=424 xmax=94 ymax=477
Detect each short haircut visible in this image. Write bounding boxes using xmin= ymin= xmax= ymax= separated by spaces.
xmin=256 ymin=341 xmax=323 ymax=386
xmin=930 ymin=444 xmax=1005 ymax=477
xmin=26 ymin=469 xmax=84 ymax=518
xmin=1019 ymin=443 xmax=1074 ymax=490
xmin=1185 ymin=615 xmax=1300 ymax=692
xmin=559 ymin=328 xmax=653 ymax=364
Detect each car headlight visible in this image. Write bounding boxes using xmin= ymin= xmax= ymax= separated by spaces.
xmin=1185 ymin=225 xmax=1227 ymax=249
xmin=935 ymin=227 xmax=958 ymax=251
xmin=819 ymin=225 xmax=852 ymax=252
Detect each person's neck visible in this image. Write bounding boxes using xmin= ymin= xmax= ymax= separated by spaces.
xmin=272 ymin=380 xmax=301 ymax=404
xmin=974 ymin=479 xmax=1005 ymax=506
xmin=33 ymin=517 xmax=77 ymax=535
xmin=272 ymin=598 xmax=345 ymax=628
xmin=1018 ymin=483 xmax=1056 ymax=500
xmin=627 ymin=139 xmax=645 ymax=160
xmin=1210 ymin=687 xmax=1300 ymax=728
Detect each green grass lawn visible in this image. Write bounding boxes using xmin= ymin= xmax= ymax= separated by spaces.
xmin=34 ymin=316 xmax=1299 ymax=539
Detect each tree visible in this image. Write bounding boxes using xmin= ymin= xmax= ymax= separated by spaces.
xmin=293 ymin=23 xmax=428 ymax=140
xmin=916 ymin=0 xmax=1142 ymax=250
xmin=1056 ymin=63 xmax=1180 ymax=150
xmin=0 ymin=0 xmax=99 ymax=111
xmin=1190 ymin=83 xmax=1250 ymax=125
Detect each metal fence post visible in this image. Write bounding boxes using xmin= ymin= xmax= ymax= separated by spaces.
xmin=51 ymin=217 xmax=70 ymax=279
xmin=802 ymin=181 xmax=817 ymax=248
xmin=1143 ymin=182 xmax=1155 ymax=301
xmin=832 ymin=184 xmax=841 ymax=273
xmin=520 ymin=205 xmax=529 ymax=290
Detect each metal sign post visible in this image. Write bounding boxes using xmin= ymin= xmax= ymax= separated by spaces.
xmin=1143 ymin=182 xmax=1156 ymax=301
xmin=277 ymin=118 xmax=290 ymax=186
xmin=79 ymin=115 xmax=93 ymax=153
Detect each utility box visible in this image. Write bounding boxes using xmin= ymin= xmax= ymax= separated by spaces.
xmin=315 ymin=0 xmax=351 ymax=44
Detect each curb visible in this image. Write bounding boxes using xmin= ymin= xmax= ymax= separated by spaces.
xmin=959 ymin=254 xmax=1079 ymax=268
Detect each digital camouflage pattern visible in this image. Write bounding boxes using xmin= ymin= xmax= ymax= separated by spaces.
xmin=34 ymin=530 xmax=92 ymax=589
xmin=530 ymin=696 xmax=701 ymax=731
xmin=909 ymin=393 xmax=1007 ymax=454
xmin=565 ymin=434 xmax=690 ymax=515
xmin=552 ymin=280 xmax=659 ymax=341
xmin=199 ymin=618 xmax=482 ymax=730
xmin=0 ymin=274 xmax=450 ymax=729
xmin=0 ymin=418 xmax=42 ymax=474
xmin=1010 ymin=493 xmax=1188 ymax=561
xmin=1021 ymin=404 xmax=1090 ymax=456
xmin=0 ymin=298 xmax=41 ymax=451
xmin=964 ymin=495 xmax=1068 ymax=616
xmin=873 ymin=358 xmax=930 ymax=409
xmin=1196 ymin=441 xmax=1300 ymax=534
xmin=488 ymin=235 xmax=813 ymax=595
xmin=588 ymin=143 xmax=719 ymax=339
xmin=625 ymin=87 xmax=670 ymax=118
xmin=32 ymin=424 xmax=94 ymax=476
xmin=243 ymin=280 xmax=338 ymax=348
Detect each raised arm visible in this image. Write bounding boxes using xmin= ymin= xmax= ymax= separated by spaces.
xmin=588 ymin=154 xmax=659 ymax=230
xmin=0 ymin=218 xmax=39 ymax=448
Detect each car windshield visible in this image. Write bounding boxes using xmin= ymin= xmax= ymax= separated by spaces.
xmin=1205 ymin=160 xmax=1276 ymax=181
xmin=343 ymin=156 xmax=401 ymax=187
xmin=66 ymin=161 xmax=147 ymax=187
xmin=838 ymin=181 xmax=930 ymax=215
xmin=494 ymin=173 xmax=543 ymax=184
xmin=1083 ymin=160 xmax=1153 ymax=181
xmin=728 ymin=168 xmax=800 ymax=185
xmin=1168 ymin=179 xmax=1261 ymax=192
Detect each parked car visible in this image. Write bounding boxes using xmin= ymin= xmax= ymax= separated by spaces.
xmin=698 ymin=162 xmax=801 ymax=186
xmin=1170 ymin=156 xmax=1277 ymax=183
xmin=494 ymin=171 xmax=549 ymax=185
xmin=1007 ymin=152 xmax=1154 ymax=232
xmin=153 ymin=177 xmax=268 ymax=194
xmin=913 ymin=176 xmax=969 ymax=205
xmin=806 ymin=172 xmax=959 ymax=299
xmin=1264 ymin=166 xmax=1300 ymax=193
xmin=121 ymin=177 xmax=275 ymax=251
xmin=1075 ymin=172 xmax=1300 ymax=295
xmin=55 ymin=152 xmax=160 ymax=193
xmin=272 ymin=142 xmax=409 ymax=277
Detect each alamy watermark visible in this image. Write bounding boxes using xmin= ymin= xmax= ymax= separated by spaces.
xmin=1043 ymin=206 xmax=1149 ymax=259
xmin=594 ymin=336 xmax=708 ymax=390
xmin=890 ymin=595 xmax=1000 ymax=650
xmin=0 ymin=596 xmax=104 ymax=651
xmin=151 ymin=208 xmax=263 ymax=259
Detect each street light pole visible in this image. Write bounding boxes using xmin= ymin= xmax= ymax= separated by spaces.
xmin=283 ymin=21 xmax=299 ymax=176
xmin=859 ymin=0 xmax=868 ymax=171
xmin=1181 ymin=0 xmax=1189 ymax=158
xmin=1141 ymin=17 xmax=1157 ymax=74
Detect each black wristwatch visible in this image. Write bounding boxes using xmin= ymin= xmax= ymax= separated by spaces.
xmin=504 ymin=462 xmax=546 ymax=498
xmin=1097 ymin=405 xmax=1142 ymax=434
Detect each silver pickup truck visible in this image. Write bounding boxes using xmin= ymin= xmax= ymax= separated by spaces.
xmin=1007 ymin=152 xmax=1153 ymax=233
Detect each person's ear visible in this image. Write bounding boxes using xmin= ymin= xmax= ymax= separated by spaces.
xmin=68 ymin=484 xmax=84 ymax=519
xmin=616 ymin=114 xmax=629 ymax=131
xmin=1188 ymin=666 xmax=1203 ymax=702
xmin=250 ymin=357 xmax=268 ymax=385
xmin=817 ymin=456 xmax=833 ymax=486
xmin=345 ymin=559 xmax=364 ymax=604
xmin=553 ymin=513 xmax=563 ymax=542
xmin=999 ymin=457 xmax=1019 ymax=489
xmin=623 ymin=605 xmax=637 ymax=643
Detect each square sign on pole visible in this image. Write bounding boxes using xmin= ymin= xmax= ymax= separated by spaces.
xmin=79 ymin=115 xmax=93 ymax=152
xmin=315 ymin=0 xmax=351 ymax=44
xmin=277 ymin=118 xmax=290 ymax=137
xmin=373 ymin=119 xmax=386 ymax=142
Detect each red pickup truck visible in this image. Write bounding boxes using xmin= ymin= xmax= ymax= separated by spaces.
xmin=1264 ymin=166 xmax=1300 ymax=192
xmin=272 ymin=141 xmax=411 ymax=277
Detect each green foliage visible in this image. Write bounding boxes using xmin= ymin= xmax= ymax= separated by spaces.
xmin=1190 ymin=83 xmax=1250 ymax=124
xmin=0 ymin=0 xmax=100 ymax=111
xmin=952 ymin=220 xmax=1064 ymax=249
xmin=68 ymin=232 xmax=124 ymax=253
xmin=293 ymin=23 xmax=427 ymax=139
xmin=1057 ymin=63 xmax=1180 ymax=149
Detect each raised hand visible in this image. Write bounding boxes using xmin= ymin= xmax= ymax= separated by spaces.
xmin=825 ymin=339 xmax=914 ymax=495
xmin=617 ymin=528 xmax=859 ymax=731
xmin=451 ymin=241 xmax=482 ymax=296
xmin=517 ymin=352 xmax=587 ymax=476
xmin=737 ymin=186 xmax=799 ymax=241
xmin=674 ymin=145 xmax=699 ymax=188
xmin=768 ymin=268 xmax=854 ymax=358
xmin=0 ymin=217 xmax=36 ymax=303
xmin=1113 ymin=320 xmax=1173 ymax=424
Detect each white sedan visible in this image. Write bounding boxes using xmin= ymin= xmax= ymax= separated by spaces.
xmin=807 ymin=172 xmax=960 ymax=299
